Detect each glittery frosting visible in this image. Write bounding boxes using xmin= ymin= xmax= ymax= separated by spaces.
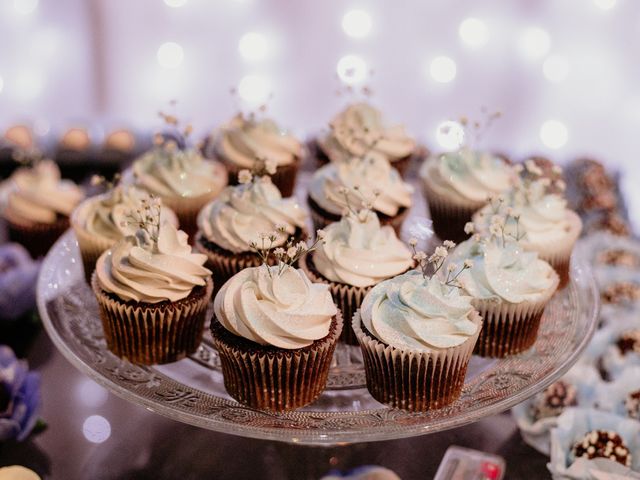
xmin=312 ymin=211 xmax=412 ymax=287
xmin=309 ymin=156 xmax=413 ymax=217
xmin=3 ymin=160 xmax=84 ymax=224
xmin=215 ymin=114 xmax=302 ymax=168
xmin=318 ymin=102 xmax=416 ymax=163
xmin=360 ymin=270 xmax=479 ymax=352
xmin=197 ymin=177 xmax=307 ymax=253
xmin=214 ymin=265 xmax=337 ymax=349
xmin=450 ymin=238 xmax=558 ymax=303
xmin=420 ymin=148 xmax=514 ymax=203
xmin=132 ymin=146 xmax=227 ymax=198
xmin=96 ymin=222 xmax=211 ymax=303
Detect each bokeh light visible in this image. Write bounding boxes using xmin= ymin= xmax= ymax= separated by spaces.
xmin=238 ymin=74 xmax=271 ymax=104
xmin=238 ymin=32 xmax=268 ymax=61
xmin=429 ymin=56 xmax=457 ymax=83
xmin=518 ymin=27 xmax=551 ymax=60
xmin=82 ymin=415 xmax=111 ymax=444
xmin=342 ymin=10 xmax=372 ymax=38
xmin=458 ymin=18 xmax=488 ymax=48
xmin=436 ymin=120 xmax=465 ymax=150
xmin=336 ymin=54 xmax=368 ymax=85
xmin=540 ymin=120 xmax=568 ymax=149
xmin=157 ymin=42 xmax=184 ymax=69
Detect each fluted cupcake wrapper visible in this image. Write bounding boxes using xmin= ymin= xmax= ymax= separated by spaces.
xmin=472 ymin=281 xmax=558 ymax=358
xmin=224 ymin=157 xmax=300 ymax=198
xmin=6 ymin=214 xmax=69 ymax=258
xmin=210 ymin=310 xmax=343 ymax=412
xmin=71 ymin=221 xmax=114 ymax=284
xmin=422 ymin=179 xmax=483 ymax=244
xmin=92 ymin=273 xmax=213 ymax=365
xmin=352 ymin=310 xmax=481 ymax=412
xmin=161 ymin=191 xmax=220 ymax=242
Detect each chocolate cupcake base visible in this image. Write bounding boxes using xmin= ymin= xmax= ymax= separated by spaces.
xmin=225 ymin=157 xmax=300 ymax=198
xmin=352 ymin=311 xmax=481 ymax=412
xmin=210 ymin=311 xmax=343 ymax=412
xmin=92 ymin=274 xmax=212 ymax=365
xmin=6 ymin=215 xmax=69 ymax=258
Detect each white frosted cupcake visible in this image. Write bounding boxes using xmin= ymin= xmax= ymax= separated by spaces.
xmin=308 ymin=155 xmax=412 ymax=235
xmin=92 ymin=210 xmax=212 ymax=365
xmin=473 ymin=162 xmax=582 ymax=288
xmin=316 ymin=102 xmax=419 ymax=176
xmin=2 ymin=159 xmax=84 ymax=258
xmin=300 ymin=208 xmax=413 ymax=344
xmin=71 ymin=185 xmax=178 ymax=282
xmin=420 ymin=148 xmax=514 ymax=243
xmin=449 ymin=232 xmax=559 ymax=357
xmin=353 ymin=249 xmax=482 ymax=411
xmin=211 ymin=113 xmax=302 ymax=197
xmin=195 ymin=171 xmax=308 ymax=294
xmin=211 ymin=242 xmax=341 ymax=411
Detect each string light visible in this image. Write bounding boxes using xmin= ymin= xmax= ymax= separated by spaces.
xmin=336 ymin=54 xmax=368 ymax=85
xmin=518 ymin=27 xmax=551 ymax=60
xmin=543 ymin=55 xmax=569 ymax=82
xmin=436 ymin=120 xmax=465 ymax=150
xmin=238 ymin=32 xmax=268 ymax=61
xmin=540 ymin=120 xmax=568 ymax=149
xmin=458 ymin=18 xmax=488 ymax=48
xmin=157 ymin=42 xmax=184 ymax=69
xmin=238 ymin=74 xmax=271 ymax=104
xmin=429 ymin=56 xmax=457 ymax=83
xmin=13 ymin=0 xmax=38 ymax=15
xmin=164 ymin=0 xmax=188 ymax=7
xmin=342 ymin=10 xmax=372 ymax=38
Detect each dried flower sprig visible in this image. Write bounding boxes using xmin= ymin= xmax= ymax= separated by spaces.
xmin=440 ymin=107 xmax=502 ymax=150
xmin=154 ymin=103 xmax=194 ymax=151
xmin=408 ymin=239 xmax=470 ymax=288
xmin=237 ymin=157 xmax=278 ymax=187
xmin=337 ymin=184 xmax=381 ymax=223
xmin=11 ymin=147 xmax=44 ymax=168
xmin=513 ymin=159 xmax=566 ymax=204
xmin=90 ymin=173 xmax=121 ymax=191
xmin=120 ymin=196 xmax=162 ymax=245
xmin=249 ymin=228 xmax=327 ymax=277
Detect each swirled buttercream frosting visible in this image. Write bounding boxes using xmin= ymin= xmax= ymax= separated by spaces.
xmin=420 ymin=148 xmax=514 ymax=203
xmin=96 ymin=222 xmax=211 ymax=303
xmin=318 ymin=102 xmax=416 ymax=164
xmin=309 ymin=156 xmax=413 ymax=217
xmin=197 ymin=177 xmax=307 ymax=253
xmin=3 ymin=160 xmax=84 ymax=224
xmin=132 ymin=146 xmax=227 ymax=198
xmin=312 ymin=212 xmax=412 ymax=287
xmin=214 ymin=264 xmax=337 ymax=349
xmin=215 ymin=114 xmax=302 ymax=168
xmin=360 ymin=270 xmax=479 ymax=351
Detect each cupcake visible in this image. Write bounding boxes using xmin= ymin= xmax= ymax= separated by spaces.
xmin=0 ymin=125 xmax=35 ymax=178
xmin=210 ymin=239 xmax=341 ymax=411
xmin=353 ymin=244 xmax=482 ymax=411
xmin=314 ymin=102 xmax=420 ymax=177
xmin=195 ymin=170 xmax=308 ymax=295
xmin=71 ymin=185 xmax=178 ymax=283
xmin=1 ymin=160 xmax=84 ymax=258
xmin=419 ymin=147 xmax=515 ymax=243
xmin=448 ymin=228 xmax=559 ymax=357
xmin=129 ymin=132 xmax=227 ymax=239
xmin=300 ymin=208 xmax=413 ymax=344
xmin=308 ymin=156 xmax=412 ymax=236
xmin=55 ymin=127 xmax=94 ymax=182
xmin=100 ymin=129 xmax=138 ymax=177
xmin=92 ymin=205 xmax=212 ymax=365
xmin=210 ymin=113 xmax=302 ymax=197
xmin=473 ymin=161 xmax=582 ymax=288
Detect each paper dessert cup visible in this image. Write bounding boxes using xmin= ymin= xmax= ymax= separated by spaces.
xmin=5 ymin=212 xmax=69 ymax=259
xmin=72 ymin=220 xmax=114 ymax=284
xmin=92 ymin=273 xmax=213 ymax=365
xmin=210 ymin=310 xmax=343 ymax=412
xmin=422 ymin=178 xmax=483 ymax=244
xmin=223 ymin=156 xmax=300 ymax=198
xmin=352 ymin=310 xmax=482 ymax=412
xmin=307 ymin=195 xmax=408 ymax=238
xmin=472 ymin=273 xmax=559 ymax=358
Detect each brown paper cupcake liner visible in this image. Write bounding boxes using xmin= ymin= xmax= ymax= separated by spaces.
xmin=422 ymin=179 xmax=484 ymax=244
xmin=224 ymin=156 xmax=300 ymax=198
xmin=210 ymin=310 xmax=343 ymax=412
xmin=307 ymin=195 xmax=408 ymax=237
xmin=92 ymin=274 xmax=213 ymax=365
xmin=6 ymin=213 xmax=70 ymax=258
xmin=161 ymin=191 xmax=220 ymax=243
xmin=352 ymin=310 xmax=481 ymax=412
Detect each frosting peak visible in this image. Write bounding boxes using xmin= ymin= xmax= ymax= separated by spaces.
xmin=214 ymin=265 xmax=337 ymax=349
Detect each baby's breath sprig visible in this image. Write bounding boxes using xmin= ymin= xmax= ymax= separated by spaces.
xmin=408 ymin=238 xmax=472 ymax=289
xmin=513 ymin=159 xmax=566 ymax=204
xmin=11 ymin=147 xmax=44 ymax=168
xmin=154 ymin=105 xmax=193 ymax=151
xmin=90 ymin=172 xmax=121 ymax=191
xmin=237 ymin=157 xmax=278 ymax=188
xmin=336 ymin=185 xmax=381 ymax=223
xmin=445 ymin=107 xmax=502 ymax=149
xmin=120 ymin=196 xmax=162 ymax=245
xmin=249 ymin=228 xmax=327 ymax=278
xmin=487 ymin=209 xmax=526 ymax=247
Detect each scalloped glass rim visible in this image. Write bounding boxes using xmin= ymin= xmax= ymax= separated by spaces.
xmin=37 ymin=230 xmax=599 ymax=445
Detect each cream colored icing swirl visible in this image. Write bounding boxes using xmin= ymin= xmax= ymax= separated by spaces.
xmin=420 ymin=148 xmax=514 ymax=203
xmin=319 ymin=102 xmax=416 ymax=163
xmin=74 ymin=187 xmax=177 ymax=241
xmin=309 ymin=156 xmax=413 ymax=216
xmin=312 ymin=212 xmax=413 ymax=287
xmin=450 ymin=238 xmax=558 ymax=303
xmin=96 ymin=222 xmax=211 ymax=303
xmin=361 ymin=270 xmax=479 ymax=351
xmin=215 ymin=114 xmax=302 ymax=168
xmin=3 ymin=160 xmax=84 ymax=224
xmin=132 ymin=147 xmax=227 ymax=198
xmin=214 ymin=265 xmax=337 ymax=349
xmin=197 ymin=177 xmax=307 ymax=253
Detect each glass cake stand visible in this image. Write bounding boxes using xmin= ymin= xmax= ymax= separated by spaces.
xmin=37 ymin=230 xmax=599 ymax=445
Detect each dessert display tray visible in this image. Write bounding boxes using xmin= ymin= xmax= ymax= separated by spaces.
xmin=37 ymin=230 xmax=599 ymax=445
